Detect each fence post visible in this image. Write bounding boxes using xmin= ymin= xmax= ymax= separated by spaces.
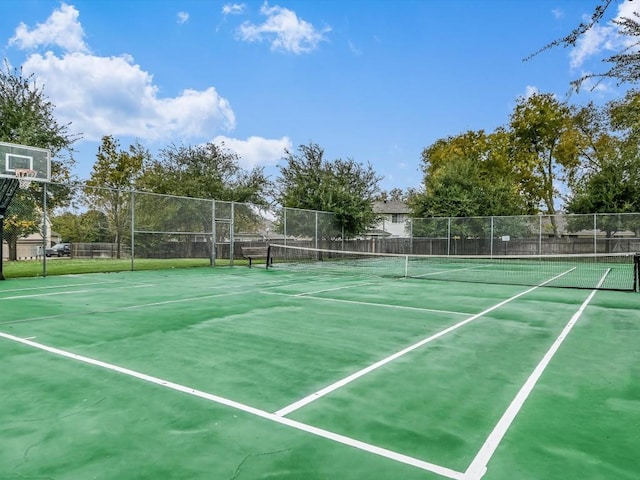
xmin=42 ymin=182 xmax=48 ymax=277
xmin=409 ymin=219 xmax=413 ymax=255
xmin=315 ymin=211 xmax=318 ymax=249
xmin=538 ymin=213 xmax=542 ymax=255
xmin=230 ymin=202 xmax=235 ymax=266
xmin=283 ymin=208 xmax=287 ymax=247
xmin=211 ymin=199 xmax=216 ymax=267
xmin=593 ymin=213 xmax=597 ymax=254
xmin=130 ymin=189 xmax=135 ymax=271
xmin=490 ymin=216 xmax=494 ymax=258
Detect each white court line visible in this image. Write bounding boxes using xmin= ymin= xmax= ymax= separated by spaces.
xmin=1 ymin=289 xmax=96 ymax=300
xmin=293 ymin=281 xmax=379 ymax=296
xmin=0 ymin=281 xmax=304 ymax=326
xmin=0 ymin=331 xmax=465 ymax=480
xmin=0 ymin=284 xmax=156 ymax=301
xmin=263 ymin=290 xmax=470 ymax=316
xmin=274 ymin=268 xmax=576 ymax=417
xmin=462 ymin=270 xmax=610 ymax=480
xmin=412 ymin=264 xmax=486 ymax=278
xmin=0 ymin=281 xmax=125 ymax=294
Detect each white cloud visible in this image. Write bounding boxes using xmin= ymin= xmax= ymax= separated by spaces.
xmin=222 ymin=3 xmax=246 ymax=15
xmin=569 ymin=2 xmax=640 ymax=70
xmin=9 ymin=2 xmax=88 ymax=52
xmin=177 ymin=11 xmax=189 ymax=24
xmin=22 ymin=51 xmax=236 ymax=142
xmin=8 ymin=4 xmax=238 ymax=143
xmin=552 ymin=8 xmax=564 ymax=20
xmin=212 ymin=135 xmax=291 ymax=168
xmin=523 ymin=85 xmax=539 ymax=99
xmin=237 ymin=3 xmax=330 ymax=54
xmin=348 ymin=40 xmax=362 ymax=56
xmin=569 ymin=19 xmax=615 ymax=69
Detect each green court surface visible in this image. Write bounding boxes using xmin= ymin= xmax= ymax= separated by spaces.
xmin=1 ymin=266 xmax=638 ymax=479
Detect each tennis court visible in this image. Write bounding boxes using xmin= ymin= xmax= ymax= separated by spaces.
xmin=1 ymin=253 xmax=639 ymax=479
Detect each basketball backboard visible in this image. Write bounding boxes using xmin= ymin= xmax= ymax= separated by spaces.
xmin=0 ymin=141 xmax=50 ymax=182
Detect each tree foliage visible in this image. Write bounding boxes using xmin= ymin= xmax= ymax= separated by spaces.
xmin=137 ymin=142 xmax=271 ymax=205
xmin=278 ymin=143 xmax=381 ymax=238
xmin=84 ymin=136 xmax=147 ymax=258
xmin=376 ymin=188 xmax=409 ymax=202
xmin=0 ymin=61 xmax=79 ymax=260
xmin=566 ymin=90 xmax=640 ymax=240
xmin=134 ymin=142 xmax=271 ymax=255
xmin=0 ymin=61 xmax=77 ymax=181
xmin=50 ymin=210 xmax=112 ymax=243
xmin=409 ymin=129 xmax=535 ymax=220
xmin=509 ymin=93 xmax=585 ymax=232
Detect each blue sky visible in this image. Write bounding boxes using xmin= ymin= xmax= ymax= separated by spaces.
xmin=1 ymin=0 xmax=636 ymax=192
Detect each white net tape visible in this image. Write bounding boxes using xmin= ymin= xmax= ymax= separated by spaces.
xmin=15 ymin=169 xmax=37 ymax=188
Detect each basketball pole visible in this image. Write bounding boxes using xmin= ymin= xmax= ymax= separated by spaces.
xmin=0 ymin=207 xmax=5 ymax=280
xmin=0 ymin=178 xmax=21 ymax=280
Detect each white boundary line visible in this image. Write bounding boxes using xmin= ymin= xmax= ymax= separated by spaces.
xmin=462 ymin=270 xmax=610 ymax=480
xmin=262 ymin=290 xmax=470 ymax=316
xmin=0 ymin=284 xmax=156 ymax=301
xmin=274 ymin=268 xmax=575 ymax=417
xmin=0 ymin=280 xmax=128 ymax=294
xmin=0 ymin=331 xmax=465 ymax=480
xmin=293 ymin=282 xmax=380 ymax=296
xmin=0 ymin=280 xmax=301 ymax=326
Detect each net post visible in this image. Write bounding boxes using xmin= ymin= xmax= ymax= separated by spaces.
xmin=634 ymin=253 xmax=639 ymax=293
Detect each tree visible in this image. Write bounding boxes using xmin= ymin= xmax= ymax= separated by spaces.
xmin=376 ymin=188 xmax=409 ymax=202
xmin=135 ymin=142 xmax=272 ymax=257
xmin=277 ymin=143 xmax=382 ymax=238
xmin=527 ymin=0 xmax=640 ymax=90
xmin=85 ymin=136 xmax=147 ymax=258
xmin=509 ymin=93 xmax=584 ymax=234
xmin=410 ymin=129 xmax=534 ymax=218
xmin=0 ymin=61 xmax=78 ymax=263
xmin=566 ymin=90 xmax=640 ymax=245
xmin=0 ymin=61 xmax=78 ymax=178
xmin=137 ymin=142 xmax=271 ymax=204
xmin=50 ymin=210 xmax=112 ymax=243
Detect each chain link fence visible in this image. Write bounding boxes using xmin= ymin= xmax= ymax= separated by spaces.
xmin=2 ymin=180 xmax=640 ymax=276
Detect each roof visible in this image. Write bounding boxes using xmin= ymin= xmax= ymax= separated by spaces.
xmin=372 ymin=200 xmax=410 ymax=214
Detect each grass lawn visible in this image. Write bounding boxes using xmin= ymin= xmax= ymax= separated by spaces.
xmin=1 ymin=257 xmax=243 ymax=278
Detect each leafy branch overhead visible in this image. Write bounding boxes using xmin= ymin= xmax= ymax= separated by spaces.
xmin=527 ymin=0 xmax=640 ymax=90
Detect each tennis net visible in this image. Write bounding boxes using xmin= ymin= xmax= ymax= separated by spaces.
xmin=267 ymin=244 xmax=640 ymax=292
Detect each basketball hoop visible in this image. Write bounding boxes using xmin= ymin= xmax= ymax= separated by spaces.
xmin=14 ymin=169 xmax=37 ymax=189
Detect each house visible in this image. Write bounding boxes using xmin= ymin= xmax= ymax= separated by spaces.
xmin=371 ymin=200 xmax=411 ymax=237
xmin=1 ymin=220 xmax=59 ymax=260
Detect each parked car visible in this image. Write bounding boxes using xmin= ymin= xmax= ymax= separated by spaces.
xmin=45 ymin=243 xmax=71 ymax=257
